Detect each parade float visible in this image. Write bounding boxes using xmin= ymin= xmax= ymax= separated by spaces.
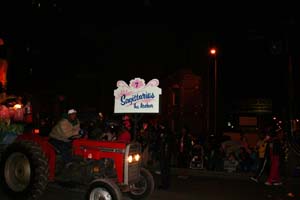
xmin=0 ymin=95 xmax=25 ymax=145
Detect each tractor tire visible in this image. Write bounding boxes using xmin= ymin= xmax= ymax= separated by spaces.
xmin=86 ymin=179 xmax=122 ymax=200
xmin=127 ymin=168 xmax=155 ymax=200
xmin=0 ymin=140 xmax=49 ymax=200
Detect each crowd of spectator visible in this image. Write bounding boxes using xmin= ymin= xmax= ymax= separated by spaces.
xmin=79 ymin=113 xmax=289 ymax=183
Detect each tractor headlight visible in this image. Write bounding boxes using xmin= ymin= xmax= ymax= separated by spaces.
xmin=128 ymin=154 xmax=141 ymax=163
xmin=128 ymin=155 xmax=133 ymax=163
xmin=134 ymin=154 xmax=140 ymax=162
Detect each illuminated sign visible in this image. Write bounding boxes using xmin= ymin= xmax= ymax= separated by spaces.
xmin=239 ymin=99 xmax=272 ymax=114
xmin=114 ymin=78 xmax=162 ymax=113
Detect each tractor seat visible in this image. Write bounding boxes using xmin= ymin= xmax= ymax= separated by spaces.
xmin=52 ymin=145 xmax=61 ymax=154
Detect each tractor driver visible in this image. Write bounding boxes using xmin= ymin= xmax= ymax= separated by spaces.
xmin=49 ymin=109 xmax=82 ymax=166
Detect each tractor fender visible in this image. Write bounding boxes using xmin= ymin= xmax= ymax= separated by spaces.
xmin=16 ymin=133 xmax=56 ymax=181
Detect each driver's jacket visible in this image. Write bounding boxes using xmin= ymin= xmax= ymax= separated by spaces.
xmin=49 ymin=118 xmax=80 ymax=142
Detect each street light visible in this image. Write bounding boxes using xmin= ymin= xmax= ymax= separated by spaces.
xmin=210 ymin=48 xmax=216 ymax=55
xmin=209 ymin=48 xmax=217 ymax=136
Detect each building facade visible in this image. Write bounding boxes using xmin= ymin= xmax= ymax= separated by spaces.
xmin=160 ymin=69 xmax=208 ymax=136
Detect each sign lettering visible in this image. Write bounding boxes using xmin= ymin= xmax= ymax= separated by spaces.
xmin=114 ymin=78 xmax=162 ymax=113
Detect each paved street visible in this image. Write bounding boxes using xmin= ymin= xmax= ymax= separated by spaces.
xmin=1 ymin=171 xmax=300 ymax=200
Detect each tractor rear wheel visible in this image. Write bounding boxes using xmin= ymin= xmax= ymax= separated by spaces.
xmin=86 ymin=179 xmax=122 ymax=200
xmin=0 ymin=140 xmax=49 ymax=200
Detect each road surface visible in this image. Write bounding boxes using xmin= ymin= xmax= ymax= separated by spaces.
xmin=1 ymin=172 xmax=299 ymax=200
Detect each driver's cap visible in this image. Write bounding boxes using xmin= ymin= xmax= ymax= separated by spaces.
xmin=68 ymin=109 xmax=77 ymax=115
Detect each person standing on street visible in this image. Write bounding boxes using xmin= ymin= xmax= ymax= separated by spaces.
xmin=264 ymin=128 xmax=283 ymax=186
xmin=157 ymin=122 xmax=174 ymax=190
xmin=177 ymin=125 xmax=192 ymax=168
xmin=250 ymin=131 xmax=270 ymax=182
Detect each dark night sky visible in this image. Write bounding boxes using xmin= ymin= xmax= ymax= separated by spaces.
xmin=1 ymin=1 xmax=300 ymax=114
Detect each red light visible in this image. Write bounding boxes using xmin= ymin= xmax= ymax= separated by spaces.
xmin=0 ymin=38 xmax=4 ymax=46
xmin=33 ymin=129 xmax=40 ymax=135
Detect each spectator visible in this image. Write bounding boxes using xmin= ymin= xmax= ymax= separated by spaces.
xmin=238 ymin=146 xmax=252 ymax=172
xmin=101 ymin=122 xmax=118 ymax=141
xmin=137 ymin=121 xmax=150 ymax=167
xmin=117 ymin=115 xmax=131 ymax=143
xmin=88 ymin=112 xmax=106 ymax=140
xmin=157 ymin=122 xmax=174 ymax=190
xmin=265 ymin=129 xmax=283 ymax=186
xmin=177 ymin=125 xmax=192 ymax=169
xmin=206 ymin=136 xmax=224 ymax=171
xmin=224 ymin=152 xmax=239 ymax=173
xmin=147 ymin=118 xmax=160 ymax=170
xmin=250 ymin=132 xmax=270 ymax=182
xmin=240 ymin=132 xmax=251 ymax=154
xmin=23 ymin=100 xmax=33 ymax=124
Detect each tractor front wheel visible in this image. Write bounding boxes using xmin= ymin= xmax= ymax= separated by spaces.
xmin=127 ymin=168 xmax=155 ymax=200
xmin=86 ymin=179 xmax=122 ymax=200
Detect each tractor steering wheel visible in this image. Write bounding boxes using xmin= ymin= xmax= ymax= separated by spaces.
xmin=68 ymin=129 xmax=86 ymax=140
xmin=68 ymin=134 xmax=82 ymax=140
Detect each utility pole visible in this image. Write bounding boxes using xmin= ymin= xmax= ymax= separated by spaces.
xmin=209 ymin=48 xmax=217 ymax=135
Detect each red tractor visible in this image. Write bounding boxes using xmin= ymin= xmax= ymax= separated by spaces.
xmin=0 ymin=130 xmax=155 ymax=200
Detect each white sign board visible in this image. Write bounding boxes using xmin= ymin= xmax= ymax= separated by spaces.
xmin=114 ymin=78 xmax=162 ymax=113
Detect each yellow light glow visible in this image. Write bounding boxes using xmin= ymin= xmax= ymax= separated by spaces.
xmin=13 ymin=104 xmax=22 ymax=109
xmin=134 ymin=154 xmax=140 ymax=162
xmin=93 ymin=166 xmax=100 ymax=173
xmin=128 ymin=155 xmax=133 ymax=163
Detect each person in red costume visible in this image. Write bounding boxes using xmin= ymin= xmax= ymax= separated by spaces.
xmin=117 ymin=115 xmax=131 ymax=143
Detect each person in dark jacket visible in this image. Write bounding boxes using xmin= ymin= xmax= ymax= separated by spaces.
xmin=157 ymin=122 xmax=174 ymax=190
xmin=177 ymin=125 xmax=192 ymax=168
